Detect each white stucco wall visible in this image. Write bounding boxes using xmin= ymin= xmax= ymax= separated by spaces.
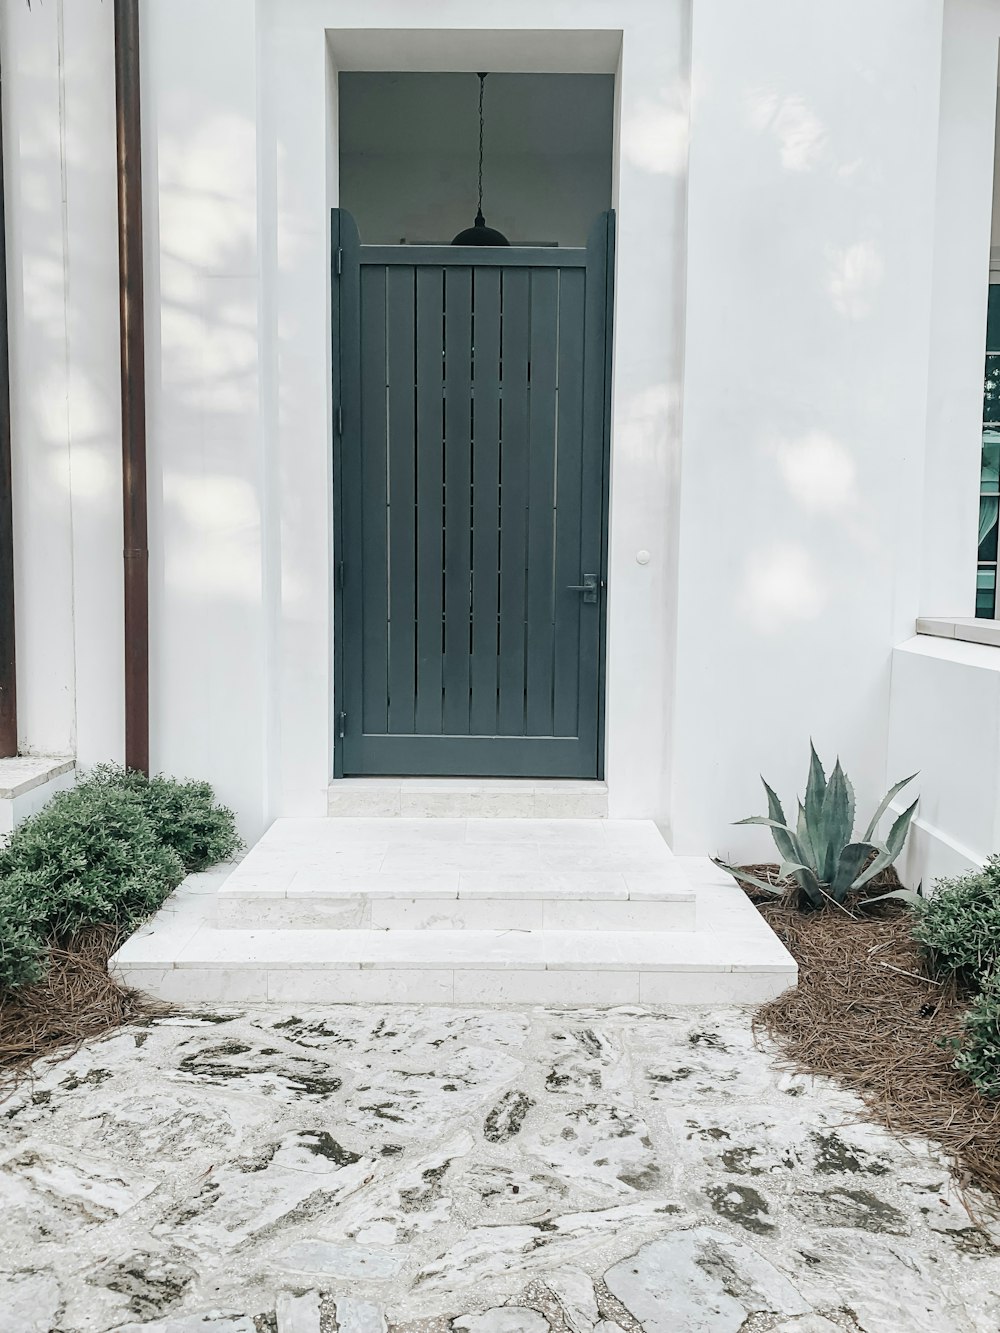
xmin=141 ymin=0 xmax=269 ymax=835
xmin=673 ymin=0 xmax=998 ymax=869
xmin=2 ymin=0 xmax=998 ymax=875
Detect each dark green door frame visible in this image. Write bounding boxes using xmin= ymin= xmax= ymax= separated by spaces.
xmin=332 ymin=210 xmax=615 ymax=779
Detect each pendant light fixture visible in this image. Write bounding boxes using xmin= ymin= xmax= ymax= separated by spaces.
xmin=451 ymin=73 xmax=509 ymax=246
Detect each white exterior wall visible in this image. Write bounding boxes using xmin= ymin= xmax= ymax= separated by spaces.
xmin=673 ymin=0 xmax=994 ymax=867
xmin=1 ymin=0 xmax=998 ymax=874
xmin=141 ymin=0 xmax=269 ymax=836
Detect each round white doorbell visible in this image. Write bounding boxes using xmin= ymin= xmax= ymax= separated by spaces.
xmin=636 ymin=550 xmax=651 ymax=566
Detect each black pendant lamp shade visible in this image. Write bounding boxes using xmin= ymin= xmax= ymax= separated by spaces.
xmin=452 ymin=73 xmax=509 ymax=246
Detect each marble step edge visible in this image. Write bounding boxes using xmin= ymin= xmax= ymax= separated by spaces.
xmin=112 ymin=926 xmax=795 ymax=975
xmin=113 ymin=968 xmax=793 ymax=1006
xmin=216 ymin=880 xmax=695 ymax=902
xmin=111 ymin=925 xmax=797 ymax=1005
xmin=217 ymin=895 xmax=698 ymax=932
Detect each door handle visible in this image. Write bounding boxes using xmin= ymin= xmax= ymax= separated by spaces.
xmin=566 ymin=573 xmax=599 ymax=605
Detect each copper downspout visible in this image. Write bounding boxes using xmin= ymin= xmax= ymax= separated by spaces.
xmin=0 ymin=47 xmax=17 ymax=758
xmin=114 ymin=0 xmax=149 ymax=774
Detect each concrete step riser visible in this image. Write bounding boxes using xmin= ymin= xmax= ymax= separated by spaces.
xmin=112 ymin=963 xmax=791 ymax=1007
xmin=217 ymin=896 xmax=697 ymax=932
xmin=327 ymin=782 xmax=609 ymax=820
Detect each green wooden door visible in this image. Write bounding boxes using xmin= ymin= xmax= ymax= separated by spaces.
xmin=332 ymin=210 xmax=614 ymax=778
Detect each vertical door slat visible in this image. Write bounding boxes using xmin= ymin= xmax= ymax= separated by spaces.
xmin=552 ymin=268 xmax=586 ymax=737
xmin=469 ymin=268 xmax=502 ymax=736
xmin=497 ymin=268 xmax=531 ymax=736
xmin=360 ymin=264 xmax=389 ymax=734
xmin=442 ymin=267 xmax=474 ymax=735
xmin=525 ymin=269 xmax=559 ymax=736
xmin=414 ymin=267 xmax=445 ymax=736
xmin=386 ymin=266 xmax=416 ymax=735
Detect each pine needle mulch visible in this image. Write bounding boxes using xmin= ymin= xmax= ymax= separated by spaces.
xmin=0 ymin=927 xmax=159 ymax=1085
xmin=735 ymin=865 xmax=1000 ymax=1204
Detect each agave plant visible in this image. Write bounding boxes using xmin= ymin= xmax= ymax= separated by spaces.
xmin=717 ymin=745 xmax=918 ymax=909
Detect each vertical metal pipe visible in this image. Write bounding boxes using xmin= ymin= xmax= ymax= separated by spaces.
xmin=114 ymin=0 xmax=149 ymax=774
xmin=0 ymin=46 xmax=17 ymax=758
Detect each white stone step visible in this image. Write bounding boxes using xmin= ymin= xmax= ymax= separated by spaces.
xmin=215 ymin=815 xmax=693 ymax=931
xmin=328 ymin=778 xmax=608 ymax=819
xmin=218 ymin=882 xmax=696 ymax=931
xmin=109 ymin=857 xmax=797 ymax=1007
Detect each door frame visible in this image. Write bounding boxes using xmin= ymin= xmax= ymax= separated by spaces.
xmin=330 ymin=210 xmax=616 ymax=780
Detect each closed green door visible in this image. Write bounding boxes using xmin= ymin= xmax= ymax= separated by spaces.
xmin=332 ymin=210 xmax=614 ymax=778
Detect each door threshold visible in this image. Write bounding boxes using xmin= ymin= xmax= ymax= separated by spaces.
xmin=328 ymin=777 xmax=608 ymax=819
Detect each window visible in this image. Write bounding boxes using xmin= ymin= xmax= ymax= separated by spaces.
xmin=978 ymin=285 xmax=1000 ymax=617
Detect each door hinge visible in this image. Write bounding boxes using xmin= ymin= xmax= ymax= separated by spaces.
xmin=335 ymin=247 xmax=343 ymax=277
xmin=336 ymin=560 xmax=345 ymax=590
xmin=335 ymin=405 xmax=343 ymax=436
xmin=337 ymin=711 xmax=347 ymax=739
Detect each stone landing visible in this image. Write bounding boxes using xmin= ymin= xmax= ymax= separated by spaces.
xmin=110 ymin=817 xmax=796 ymax=1007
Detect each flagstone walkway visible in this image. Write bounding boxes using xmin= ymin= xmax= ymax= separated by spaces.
xmin=1 ymin=1003 xmax=999 ymax=1332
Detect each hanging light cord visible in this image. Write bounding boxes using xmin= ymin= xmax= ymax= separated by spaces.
xmin=477 ymin=72 xmax=486 ymax=222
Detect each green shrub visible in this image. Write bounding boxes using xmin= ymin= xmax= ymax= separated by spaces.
xmin=717 ymin=743 xmax=918 ymax=910
xmin=913 ymin=859 xmax=1000 ymax=986
xmin=80 ymin=765 xmax=242 ymax=872
xmin=954 ymin=972 xmax=1000 ymax=1099
xmin=0 ymin=765 xmax=240 ymax=992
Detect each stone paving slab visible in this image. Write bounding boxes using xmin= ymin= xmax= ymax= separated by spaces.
xmin=0 ymin=1004 xmax=998 ymax=1331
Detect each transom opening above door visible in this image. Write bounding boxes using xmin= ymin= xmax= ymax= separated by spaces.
xmin=337 ymin=72 xmax=614 ymax=247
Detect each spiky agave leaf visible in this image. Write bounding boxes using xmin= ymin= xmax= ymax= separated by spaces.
xmin=796 ymin=801 xmax=819 ymax=877
xmin=730 ymin=777 xmax=798 ymax=866
xmin=843 ymin=768 xmax=856 ymax=843
xmin=713 ymin=861 xmax=787 ymax=896
xmin=851 ymin=800 xmax=919 ymax=890
xmin=818 ymin=760 xmax=852 ymax=885
xmin=863 ymin=772 xmax=918 ymax=842
xmin=790 ymin=863 xmax=825 ymax=909
xmin=858 ymin=887 xmax=923 ymax=908
xmin=831 ymin=842 xmax=874 ymax=901
xmin=734 ymin=815 xmax=812 ymax=873
xmin=804 ymin=742 xmax=826 ymax=830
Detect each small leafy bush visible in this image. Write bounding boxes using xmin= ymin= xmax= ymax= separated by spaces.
xmin=0 ymin=765 xmax=240 ymax=991
xmin=913 ymin=859 xmax=1000 ymax=986
xmin=954 ymin=973 xmax=1000 ymax=1099
xmin=717 ymin=744 xmax=918 ymax=910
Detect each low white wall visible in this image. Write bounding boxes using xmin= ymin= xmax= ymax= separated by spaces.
xmin=888 ymin=636 xmax=997 ymax=888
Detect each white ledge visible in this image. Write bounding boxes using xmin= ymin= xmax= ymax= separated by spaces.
xmin=915 ymin=617 xmax=1000 ymax=649
xmin=0 ymin=755 xmax=75 ymax=800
